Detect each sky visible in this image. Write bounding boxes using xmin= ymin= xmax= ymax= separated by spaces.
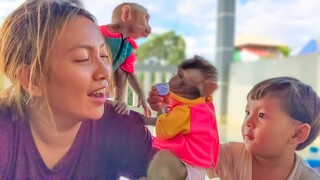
xmin=1 ymin=0 xmax=320 ymax=63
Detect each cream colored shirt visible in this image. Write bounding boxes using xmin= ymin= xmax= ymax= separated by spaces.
xmin=207 ymin=142 xmax=320 ymax=180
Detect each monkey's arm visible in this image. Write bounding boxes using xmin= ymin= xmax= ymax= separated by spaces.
xmin=155 ymin=106 xmax=191 ymax=139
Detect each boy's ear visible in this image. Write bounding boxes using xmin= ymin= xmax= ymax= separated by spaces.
xmin=290 ymin=123 xmax=311 ymax=144
xmin=121 ymin=5 xmax=132 ymax=22
xmin=198 ymin=80 xmax=217 ymax=97
xmin=17 ymin=65 xmax=43 ymax=97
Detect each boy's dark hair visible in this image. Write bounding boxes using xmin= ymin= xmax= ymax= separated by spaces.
xmin=180 ymin=55 xmax=218 ymax=82
xmin=247 ymin=77 xmax=320 ymax=150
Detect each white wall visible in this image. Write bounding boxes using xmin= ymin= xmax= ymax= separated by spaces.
xmin=224 ymin=53 xmax=320 ymax=126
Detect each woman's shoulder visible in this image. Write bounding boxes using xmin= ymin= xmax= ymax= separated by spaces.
xmin=0 ymin=113 xmax=15 ymax=134
xmin=0 ymin=114 xmax=16 ymax=176
xmin=100 ymin=104 xmax=146 ymax=125
xmin=0 ymin=113 xmax=17 ymax=139
xmin=94 ymin=104 xmax=152 ymax=142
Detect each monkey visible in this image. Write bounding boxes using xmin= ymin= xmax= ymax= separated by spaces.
xmin=68 ymin=0 xmax=84 ymax=7
xmin=99 ymin=3 xmax=151 ymax=116
xmin=146 ymin=55 xmax=220 ymax=180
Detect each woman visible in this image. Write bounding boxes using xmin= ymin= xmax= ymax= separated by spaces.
xmin=0 ymin=1 xmax=153 ymax=179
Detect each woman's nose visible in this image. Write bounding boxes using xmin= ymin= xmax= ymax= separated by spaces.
xmin=93 ymin=58 xmax=110 ymax=81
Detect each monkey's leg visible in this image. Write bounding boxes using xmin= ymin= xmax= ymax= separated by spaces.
xmin=114 ymin=68 xmax=128 ymax=102
xmin=147 ymin=150 xmax=187 ymax=180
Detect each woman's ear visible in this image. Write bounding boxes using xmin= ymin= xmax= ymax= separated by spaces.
xmin=17 ymin=65 xmax=43 ymax=97
xmin=290 ymin=123 xmax=311 ymax=144
xmin=121 ymin=5 xmax=132 ymax=22
xmin=198 ymin=80 xmax=217 ymax=97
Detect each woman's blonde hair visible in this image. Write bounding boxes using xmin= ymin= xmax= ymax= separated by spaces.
xmin=0 ymin=0 xmax=114 ymax=121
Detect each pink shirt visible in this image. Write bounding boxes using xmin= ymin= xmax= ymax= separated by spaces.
xmin=153 ymin=92 xmax=220 ymax=168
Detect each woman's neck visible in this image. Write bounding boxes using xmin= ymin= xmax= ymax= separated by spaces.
xmin=29 ymin=118 xmax=82 ymax=148
xmin=27 ymin=106 xmax=83 ymax=169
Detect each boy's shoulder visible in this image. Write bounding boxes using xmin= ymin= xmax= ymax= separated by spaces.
xmin=221 ymin=141 xmax=246 ymax=151
xmin=289 ymin=154 xmax=320 ymax=179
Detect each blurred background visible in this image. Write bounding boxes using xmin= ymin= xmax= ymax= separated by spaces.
xmin=1 ymin=0 xmax=320 ymax=178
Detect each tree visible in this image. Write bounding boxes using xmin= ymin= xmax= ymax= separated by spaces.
xmin=136 ymin=30 xmax=186 ymax=65
xmin=278 ymin=46 xmax=291 ymax=57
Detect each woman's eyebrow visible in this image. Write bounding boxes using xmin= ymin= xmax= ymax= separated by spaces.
xmin=99 ymin=43 xmax=106 ymax=48
xmin=67 ymin=43 xmax=105 ymax=52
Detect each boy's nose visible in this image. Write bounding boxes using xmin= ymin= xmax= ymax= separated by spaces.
xmin=245 ymin=116 xmax=255 ymax=128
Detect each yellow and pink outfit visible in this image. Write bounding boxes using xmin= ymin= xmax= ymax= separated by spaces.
xmin=153 ymin=92 xmax=220 ymax=178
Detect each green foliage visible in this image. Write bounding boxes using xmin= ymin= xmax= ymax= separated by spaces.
xmin=127 ymin=88 xmax=133 ymax=106
xmin=278 ymin=46 xmax=291 ymax=57
xmin=233 ymin=50 xmax=241 ymax=62
xmin=136 ymin=30 xmax=186 ymax=65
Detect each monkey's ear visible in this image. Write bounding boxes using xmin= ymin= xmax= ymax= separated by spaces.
xmin=17 ymin=65 xmax=43 ymax=97
xmin=121 ymin=5 xmax=132 ymax=22
xmin=199 ymin=80 xmax=217 ymax=97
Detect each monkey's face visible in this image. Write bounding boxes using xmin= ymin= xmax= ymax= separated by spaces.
xmin=169 ymin=67 xmax=205 ymax=100
xmin=129 ymin=8 xmax=151 ymax=39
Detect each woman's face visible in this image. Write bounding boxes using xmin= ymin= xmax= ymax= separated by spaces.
xmin=43 ymin=16 xmax=111 ymax=122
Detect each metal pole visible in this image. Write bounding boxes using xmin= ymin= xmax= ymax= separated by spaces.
xmin=215 ymin=0 xmax=236 ymax=125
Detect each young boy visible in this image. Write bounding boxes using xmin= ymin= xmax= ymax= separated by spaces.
xmin=99 ymin=2 xmax=151 ymax=115
xmin=148 ymin=76 xmax=320 ymax=179
xmin=146 ymin=55 xmax=220 ymax=180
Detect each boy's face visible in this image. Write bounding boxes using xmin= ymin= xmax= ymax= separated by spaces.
xmin=168 ymin=67 xmax=205 ymax=99
xmin=241 ymin=94 xmax=301 ymax=157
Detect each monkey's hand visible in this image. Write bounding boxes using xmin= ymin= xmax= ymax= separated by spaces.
xmin=111 ymin=100 xmax=130 ymax=115
xmin=147 ymin=86 xmax=171 ymax=112
xmin=137 ymin=94 xmax=151 ymax=118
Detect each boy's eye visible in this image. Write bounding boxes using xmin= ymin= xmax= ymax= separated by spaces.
xmin=258 ymin=113 xmax=265 ymax=118
xmin=245 ymin=110 xmax=249 ymax=116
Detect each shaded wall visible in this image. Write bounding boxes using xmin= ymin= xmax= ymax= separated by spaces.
xmin=224 ymin=54 xmax=320 ymax=126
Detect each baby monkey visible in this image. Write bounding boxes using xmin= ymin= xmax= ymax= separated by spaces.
xmin=99 ymin=2 xmax=151 ymax=115
xmin=146 ymin=55 xmax=220 ymax=180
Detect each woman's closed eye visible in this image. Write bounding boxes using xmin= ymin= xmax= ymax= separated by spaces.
xmin=74 ymin=58 xmax=89 ymax=63
xmin=100 ymin=54 xmax=109 ymax=61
